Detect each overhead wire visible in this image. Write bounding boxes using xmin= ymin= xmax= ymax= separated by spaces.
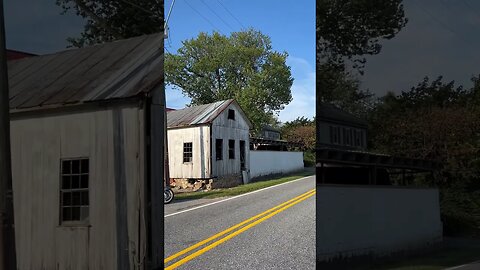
xmin=410 ymin=0 xmax=477 ymax=48
xmin=183 ymin=0 xmax=223 ymax=34
xmin=199 ymin=0 xmax=235 ymax=32
xmin=215 ymin=0 xmax=246 ymax=29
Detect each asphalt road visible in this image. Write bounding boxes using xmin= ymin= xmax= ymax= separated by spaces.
xmin=164 ymin=175 xmax=316 ymax=269
xmin=445 ymin=261 xmax=480 ymax=270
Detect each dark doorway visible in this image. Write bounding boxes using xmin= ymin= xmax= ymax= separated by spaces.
xmin=240 ymin=140 xmax=246 ymax=170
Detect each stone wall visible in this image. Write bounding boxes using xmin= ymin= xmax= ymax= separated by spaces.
xmin=170 ymin=173 xmax=242 ymax=192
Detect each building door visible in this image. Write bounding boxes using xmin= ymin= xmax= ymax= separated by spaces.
xmin=240 ymin=140 xmax=246 ymax=170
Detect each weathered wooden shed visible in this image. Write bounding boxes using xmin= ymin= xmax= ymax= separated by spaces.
xmin=167 ymin=99 xmax=252 ymax=188
xmin=7 ymin=33 xmax=165 ymax=270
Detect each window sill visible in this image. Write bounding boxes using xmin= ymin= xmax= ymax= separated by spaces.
xmin=58 ymin=222 xmax=91 ymax=228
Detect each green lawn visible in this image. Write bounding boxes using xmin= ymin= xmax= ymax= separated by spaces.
xmin=174 ymin=168 xmax=314 ymax=201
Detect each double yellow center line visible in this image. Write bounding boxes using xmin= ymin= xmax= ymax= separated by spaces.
xmin=164 ymin=188 xmax=316 ymax=269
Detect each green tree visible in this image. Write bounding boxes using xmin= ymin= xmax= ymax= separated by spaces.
xmin=369 ymin=76 xmax=480 ymax=235
xmin=56 ymin=0 xmax=163 ymax=47
xmin=316 ymin=0 xmax=407 ymax=115
xmin=317 ymin=61 xmax=375 ymax=117
xmin=281 ymin=117 xmax=316 ymax=167
xmin=317 ymin=0 xmax=407 ymax=72
xmin=165 ymin=29 xmax=294 ymax=133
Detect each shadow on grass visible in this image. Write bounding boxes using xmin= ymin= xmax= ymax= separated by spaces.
xmin=174 ymin=167 xmax=314 ymax=201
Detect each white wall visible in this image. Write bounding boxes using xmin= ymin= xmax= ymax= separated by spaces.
xmin=249 ymin=151 xmax=304 ymax=179
xmin=316 ymin=185 xmax=443 ymax=262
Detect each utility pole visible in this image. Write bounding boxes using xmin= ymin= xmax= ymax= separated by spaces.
xmin=0 ymin=0 xmax=17 ymax=269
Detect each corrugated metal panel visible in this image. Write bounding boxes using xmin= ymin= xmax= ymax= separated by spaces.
xmin=166 ymin=99 xmax=234 ymax=128
xmin=7 ymin=33 xmax=164 ymax=111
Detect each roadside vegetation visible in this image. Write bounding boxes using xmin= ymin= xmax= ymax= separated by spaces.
xmin=175 ymin=169 xmax=314 ymax=201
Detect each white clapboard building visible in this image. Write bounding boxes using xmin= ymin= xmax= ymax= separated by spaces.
xmin=8 ymin=33 xmax=165 ymax=269
xmin=167 ymin=99 xmax=252 ymax=188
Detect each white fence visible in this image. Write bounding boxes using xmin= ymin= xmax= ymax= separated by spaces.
xmin=249 ymin=151 xmax=304 ymax=179
xmin=316 ymin=185 xmax=443 ymax=262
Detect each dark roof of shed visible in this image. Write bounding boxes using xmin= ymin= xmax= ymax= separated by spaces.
xmin=8 ymin=33 xmax=164 ymax=112
xmin=262 ymin=125 xmax=280 ymax=133
xmin=318 ymin=103 xmax=368 ymax=127
xmin=167 ymin=99 xmax=253 ymax=129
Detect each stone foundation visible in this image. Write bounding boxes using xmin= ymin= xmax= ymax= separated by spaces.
xmin=170 ymin=174 xmax=243 ymax=191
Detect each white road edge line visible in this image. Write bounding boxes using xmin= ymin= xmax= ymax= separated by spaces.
xmin=444 ymin=260 xmax=480 ymax=270
xmin=164 ymin=175 xmax=314 ymax=218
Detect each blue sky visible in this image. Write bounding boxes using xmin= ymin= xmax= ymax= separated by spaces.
xmin=164 ymin=0 xmax=315 ymax=122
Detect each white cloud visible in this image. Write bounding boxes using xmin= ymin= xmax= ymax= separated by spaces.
xmin=278 ymin=56 xmax=316 ymax=122
xmin=165 ymin=86 xmax=191 ymax=109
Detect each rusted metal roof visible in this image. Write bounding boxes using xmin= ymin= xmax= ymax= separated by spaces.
xmin=7 ymin=33 xmax=164 ymax=112
xmin=6 ymin=49 xmax=36 ymax=61
xmin=167 ymin=99 xmax=235 ymax=128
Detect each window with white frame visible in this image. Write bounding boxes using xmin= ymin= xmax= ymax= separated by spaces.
xmin=60 ymin=158 xmax=89 ymax=224
xmin=183 ymin=142 xmax=193 ymax=163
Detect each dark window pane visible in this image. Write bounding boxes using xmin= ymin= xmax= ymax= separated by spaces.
xmin=62 ymin=176 xmax=71 ymax=189
xmin=71 ymin=207 xmax=80 ymax=220
xmin=80 ymin=175 xmax=88 ymax=189
xmin=63 ymin=192 xmax=72 ymax=206
xmin=72 ymin=160 xmax=80 ymax=174
xmin=216 ymin=139 xmax=223 ymax=160
xmin=81 ymin=192 xmax=89 ymax=206
xmin=228 ymin=109 xmax=235 ymax=120
xmin=80 ymin=207 xmax=89 ymax=220
xmin=71 ymin=175 xmax=80 ymax=189
xmin=81 ymin=159 xmax=89 ymax=174
xmin=62 ymin=207 xmax=71 ymax=221
xmin=183 ymin=142 xmax=193 ymax=162
xmin=72 ymin=192 xmax=81 ymax=206
xmin=62 ymin=160 xmax=71 ymax=175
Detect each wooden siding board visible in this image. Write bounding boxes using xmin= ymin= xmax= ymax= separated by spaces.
xmin=167 ymin=102 xmax=250 ymax=180
xmin=10 ymin=105 xmax=145 ymax=270
xmin=167 ymin=126 xmax=211 ymax=179
xmin=211 ymin=103 xmax=250 ymax=178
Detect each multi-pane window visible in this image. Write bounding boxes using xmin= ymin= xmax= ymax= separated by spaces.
xmin=216 ymin=139 xmax=223 ymax=160
xmin=228 ymin=109 xmax=235 ymax=120
xmin=330 ymin=126 xmax=340 ymax=144
xmin=355 ymin=130 xmax=362 ymax=147
xmin=229 ymin=140 xmax=235 ymax=159
xmin=183 ymin=142 xmax=193 ymax=163
xmin=60 ymin=158 xmax=89 ymax=224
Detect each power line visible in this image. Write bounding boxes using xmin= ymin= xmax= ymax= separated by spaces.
xmin=184 ymin=0 xmax=223 ymax=34
xmin=410 ymin=1 xmax=476 ymax=48
xmin=215 ymin=0 xmax=246 ymax=29
xmin=460 ymin=0 xmax=480 ymax=27
xmin=440 ymin=0 xmax=480 ymax=34
xmin=165 ymin=0 xmax=177 ymax=31
xmin=199 ymin=0 xmax=235 ymax=32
